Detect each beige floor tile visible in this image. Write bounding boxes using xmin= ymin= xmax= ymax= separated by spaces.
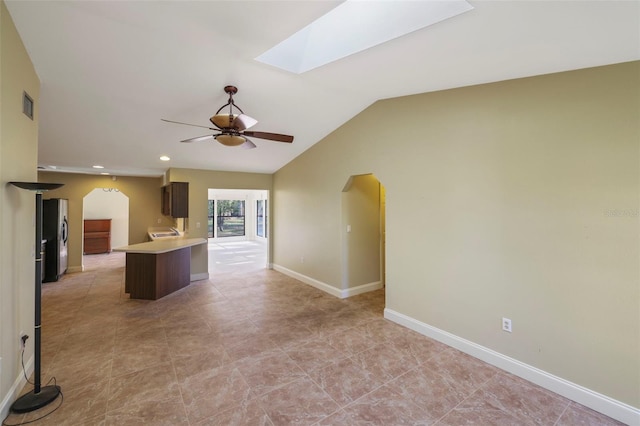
xmin=107 ymin=361 xmax=180 ymax=411
xmin=194 ymin=399 xmax=272 ymax=426
xmin=285 ymin=339 xmax=349 ymax=373
xmin=421 ymin=347 xmax=500 ymax=394
xmin=324 ymin=325 xmax=379 ymax=356
xmin=259 ymin=376 xmax=339 ymax=425
xmin=351 ymin=342 xmax=418 ymax=382
xmin=439 ymin=373 xmax=570 ymax=426
xmin=111 ymin=343 xmax=173 ymax=377
xmin=179 ymin=364 xmax=252 ymax=423
xmin=556 ymin=402 xmax=627 ymax=426
xmin=235 ymin=349 xmax=307 ymax=397
xmin=46 ymin=354 xmax=113 ymax=393
xmin=309 ymin=357 xmax=383 ymax=406
xmin=104 ymin=396 xmax=189 ymax=425
xmin=171 ymin=345 xmax=232 ymax=381
xmin=22 ymin=382 xmax=108 ymax=426
xmin=339 ymin=385 xmax=433 ymax=425
xmin=385 ymin=366 xmax=470 ymax=419
xmin=8 ymin=250 xmax=623 ymax=426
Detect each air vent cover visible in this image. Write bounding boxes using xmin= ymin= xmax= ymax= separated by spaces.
xmin=23 ymin=91 xmax=34 ymax=120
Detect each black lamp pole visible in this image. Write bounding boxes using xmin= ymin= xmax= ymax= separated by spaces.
xmin=9 ymin=182 xmax=63 ymax=413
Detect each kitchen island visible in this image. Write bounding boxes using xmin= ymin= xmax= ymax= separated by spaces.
xmin=114 ymin=238 xmax=206 ymax=300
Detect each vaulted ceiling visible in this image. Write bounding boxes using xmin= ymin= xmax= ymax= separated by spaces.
xmin=6 ymin=1 xmax=639 ymax=177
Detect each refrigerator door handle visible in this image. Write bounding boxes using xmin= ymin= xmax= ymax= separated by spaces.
xmin=62 ymin=217 xmax=69 ymax=244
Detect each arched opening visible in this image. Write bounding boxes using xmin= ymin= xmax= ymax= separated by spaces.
xmin=341 ymin=174 xmax=386 ymax=297
xmin=82 ymin=188 xmax=129 ymax=269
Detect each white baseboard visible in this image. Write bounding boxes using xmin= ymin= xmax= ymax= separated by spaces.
xmin=273 ymin=264 xmax=342 ymax=298
xmin=384 ymin=308 xmax=640 ymax=426
xmin=66 ymin=266 xmax=83 ymax=273
xmin=0 ymin=354 xmax=34 ymax=421
xmin=190 ymin=273 xmax=209 ymax=282
xmin=272 ymin=265 xmax=383 ymax=299
xmin=342 ymin=281 xmax=383 ymax=298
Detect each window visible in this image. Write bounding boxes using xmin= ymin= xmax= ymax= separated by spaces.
xmin=257 ymin=200 xmax=267 ymax=238
xmin=207 ymin=200 xmax=215 ymax=238
xmin=217 ymin=200 xmax=245 ymax=237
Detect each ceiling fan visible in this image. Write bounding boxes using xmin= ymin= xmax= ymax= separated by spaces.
xmin=162 ymin=85 xmax=294 ymax=149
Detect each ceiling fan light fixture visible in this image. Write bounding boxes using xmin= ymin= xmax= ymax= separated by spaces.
xmin=163 ymin=85 xmax=293 ymax=148
xmin=234 ymin=114 xmax=258 ymax=131
xmin=215 ymin=134 xmax=246 ymax=147
xmin=242 ymin=139 xmax=257 ymax=150
xmin=211 ymin=114 xmax=238 ymax=129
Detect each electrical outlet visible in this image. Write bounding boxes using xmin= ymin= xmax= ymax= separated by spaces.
xmin=502 ymin=317 xmax=512 ymax=333
xmin=20 ymin=333 xmax=29 ymax=349
xmin=300 ymin=256 xmax=304 ymax=263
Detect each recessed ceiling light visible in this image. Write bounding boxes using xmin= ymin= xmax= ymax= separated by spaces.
xmin=160 ymin=155 xmax=170 ymax=161
xmin=92 ymin=165 xmax=104 ymax=169
xmin=255 ymin=0 xmax=473 ymax=74
xmin=100 ymin=172 xmax=110 ymax=175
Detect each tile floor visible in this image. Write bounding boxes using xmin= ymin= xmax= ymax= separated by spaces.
xmin=4 ymin=245 xmax=625 ymax=425
xmin=207 ymin=240 xmax=267 ymax=274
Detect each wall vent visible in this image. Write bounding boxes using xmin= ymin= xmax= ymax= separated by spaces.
xmin=23 ymin=91 xmax=34 ymax=120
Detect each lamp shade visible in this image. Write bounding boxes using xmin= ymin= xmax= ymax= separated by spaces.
xmin=215 ymin=134 xmax=246 ymax=147
xmin=210 ymin=113 xmax=257 ymax=131
xmin=10 ymin=182 xmax=63 ymax=192
xmin=210 ymin=114 xmax=238 ymax=129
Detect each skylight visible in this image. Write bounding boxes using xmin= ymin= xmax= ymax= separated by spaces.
xmin=255 ymin=0 xmax=474 ymax=74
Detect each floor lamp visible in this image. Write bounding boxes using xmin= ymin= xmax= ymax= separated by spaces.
xmin=9 ymin=181 xmax=64 ymax=413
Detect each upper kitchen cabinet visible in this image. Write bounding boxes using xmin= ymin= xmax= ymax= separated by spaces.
xmin=162 ymin=182 xmax=189 ymax=218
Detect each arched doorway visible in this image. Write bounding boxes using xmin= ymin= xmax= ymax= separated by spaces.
xmin=341 ymin=174 xmax=386 ymax=296
xmin=82 ymin=188 xmax=129 ymax=267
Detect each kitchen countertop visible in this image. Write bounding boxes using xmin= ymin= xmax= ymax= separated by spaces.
xmin=113 ymin=238 xmax=206 ymax=254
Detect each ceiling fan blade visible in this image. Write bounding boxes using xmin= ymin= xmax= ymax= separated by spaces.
xmin=242 ymin=131 xmax=294 ymax=143
xmin=162 ymin=118 xmax=216 ymax=130
xmin=233 ymin=114 xmax=258 ymax=131
xmin=241 ymin=139 xmax=257 ymax=150
xmin=181 ymin=134 xmax=215 ymax=143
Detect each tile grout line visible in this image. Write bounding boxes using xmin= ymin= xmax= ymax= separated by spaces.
xmin=553 ymin=401 xmax=572 ymax=426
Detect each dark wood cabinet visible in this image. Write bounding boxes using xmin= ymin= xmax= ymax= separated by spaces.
xmin=124 ymin=247 xmax=191 ymax=300
xmin=161 ymin=182 xmax=189 ymax=218
xmin=84 ymin=219 xmax=111 ymax=254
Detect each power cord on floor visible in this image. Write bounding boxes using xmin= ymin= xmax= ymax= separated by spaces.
xmin=1 ymin=348 xmax=64 ymax=426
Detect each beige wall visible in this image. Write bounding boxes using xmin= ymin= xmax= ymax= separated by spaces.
xmin=166 ymin=168 xmax=273 ymax=276
xmin=273 ymin=62 xmax=640 ymax=407
xmin=37 ymin=173 xmax=167 ymax=271
xmin=0 ymin=0 xmax=40 ymax=415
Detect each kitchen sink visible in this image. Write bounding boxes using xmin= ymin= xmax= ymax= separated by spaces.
xmin=147 ymin=227 xmax=182 ymax=240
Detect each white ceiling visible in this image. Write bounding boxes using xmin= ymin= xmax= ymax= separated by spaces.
xmin=6 ymin=1 xmax=639 ymax=177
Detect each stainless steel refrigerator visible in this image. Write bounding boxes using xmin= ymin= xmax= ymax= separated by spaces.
xmin=43 ymin=198 xmax=68 ymax=282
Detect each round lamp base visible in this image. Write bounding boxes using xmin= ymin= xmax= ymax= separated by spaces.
xmin=10 ymin=385 xmax=61 ymax=413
